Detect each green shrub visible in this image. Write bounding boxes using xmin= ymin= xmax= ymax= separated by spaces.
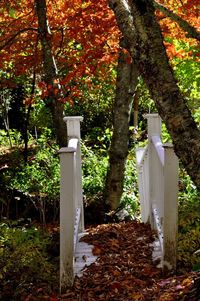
xmin=0 ymin=129 xmax=22 ymax=147
xmin=121 ymin=149 xmax=140 ymax=216
xmin=178 ymin=172 xmax=200 ymax=271
xmin=0 ymin=222 xmax=58 ymax=300
xmin=81 ymin=142 xmax=108 ymax=196
xmin=1 ymin=145 xmax=60 ymax=223
xmin=8 ymin=146 xmax=59 ymax=198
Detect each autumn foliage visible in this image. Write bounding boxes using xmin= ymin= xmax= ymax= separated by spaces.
xmin=156 ymin=0 xmax=199 ymax=59
xmin=0 ymin=0 xmax=199 ymax=102
xmin=0 ymin=0 xmax=119 ymax=101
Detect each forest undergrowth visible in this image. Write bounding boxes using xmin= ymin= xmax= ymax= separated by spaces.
xmin=0 ymin=139 xmax=199 ymax=300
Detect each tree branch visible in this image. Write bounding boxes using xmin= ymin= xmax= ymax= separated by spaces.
xmin=153 ymin=0 xmax=200 ymax=41
xmin=0 ymin=28 xmax=37 ymax=51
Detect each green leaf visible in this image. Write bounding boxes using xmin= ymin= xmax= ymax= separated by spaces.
xmin=192 ymin=262 xmax=200 ymax=272
xmin=9 ymin=8 xmax=17 ymax=18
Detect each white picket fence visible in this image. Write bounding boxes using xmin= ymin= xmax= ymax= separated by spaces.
xmin=59 ymin=113 xmax=179 ymax=292
xmin=59 ymin=116 xmax=84 ymax=292
xmin=136 ymin=114 xmax=179 ymax=270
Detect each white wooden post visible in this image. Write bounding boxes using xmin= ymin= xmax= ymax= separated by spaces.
xmin=59 ymin=147 xmax=75 ymax=291
xmin=137 ymin=114 xmax=179 ymax=270
xmin=146 ymin=114 xmax=162 ymax=226
xmin=163 ymin=144 xmax=178 ymax=269
xmin=143 ymin=151 xmax=149 ymax=223
xmin=63 ymin=116 xmax=84 ymax=232
xmin=136 ymin=147 xmax=149 ymax=223
xmin=136 ymin=148 xmax=146 ymax=222
xmin=59 ymin=116 xmax=84 ymax=292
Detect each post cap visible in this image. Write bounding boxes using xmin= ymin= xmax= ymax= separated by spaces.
xmin=145 ymin=113 xmax=160 ymax=119
xmin=58 ymin=147 xmax=76 ymax=153
xmin=63 ymin=116 xmax=83 ymax=123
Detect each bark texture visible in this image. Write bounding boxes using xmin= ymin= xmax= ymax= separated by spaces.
xmin=35 ymin=0 xmax=67 ymax=147
xmin=104 ymin=46 xmax=138 ymax=209
xmin=109 ymin=0 xmax=200 ymax=189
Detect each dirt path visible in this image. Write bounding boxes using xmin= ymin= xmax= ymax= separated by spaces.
xmin=61 ymin=221 xmax=199 ymax=301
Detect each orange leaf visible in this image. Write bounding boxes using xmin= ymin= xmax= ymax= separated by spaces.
xmin=130 ymin=292 xmax=144 ymax=300
xmin=92 ymin=245 xmax=102 ymax=255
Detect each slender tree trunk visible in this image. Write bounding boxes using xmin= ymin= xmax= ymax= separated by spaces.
xmin=35 ymin=0 xmax=67 ymax=147
xmin=23 ymin=104 xmax=31 ymax=162
xmin=104 ymin=45 xmax=138 ymax=210
xmin=133 ymin=89 xmax=139 ymax=129
xmin=23 ymin=69 xmax=36 ymax=162
xmin=109 ymin=0 xmax=200 ymax=190
xmin=1 ymin=91 xmax=13 ymax=148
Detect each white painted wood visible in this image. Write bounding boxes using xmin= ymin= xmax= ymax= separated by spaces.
xmin=59 ymin=148 xmax=75 ymax=291
xmin=136 ymin=147 xmax=145 ymax=165
xmin=59 ymin=116 xmax=85 ymax=291
xmin=151 ymin=146 xmax=164 ymax=226
xmin=63 ymin=116 xmax=83 ymax=139
xmin=137 ymin=165 xmax=146 ymax=222
xmin=146 ymin=114 xmax=162 ymax=228
xmin=151 ymin=135 xmax=164 ymax=166
xmin=163 ymin=144 xmax=178 ymax=269
xmin=136 ymin=146 xmax=148 ymax=166
xmin=136 ymin=147 xmax=150 ymax=223
xmin=143 ymin=155 xmax=150 ymax=222
xmin=145 ymin=113 xmax=162 ymax=137
xmin=152 ymin=204 xmax=163 ymax=252
xmin=74 ymin=234 xmax=98 ymax=277
xmin=64 ymin=117 xmax=84 ymax=232
xmin=137 ymin=114 xmax=179 ymax=270
xmin=76 ymin=143 xmax=84 ymax=232
xmin=74 ymin=208 xmax=81 ymax=251
xmin=136 ymin=148 xmax=146 ymax=222
xmin=68 ymin=139 xmax=79 ymax=213
xmin=68 ymin=138 xmax=78 ymax=150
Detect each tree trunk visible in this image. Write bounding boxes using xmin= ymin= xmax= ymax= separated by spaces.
xmin=104 ymin=45 xmax=138 ymax=210
xmin=35 ymin=0 xmax=67 ymax=147
xmin=133 ymin=89 xmax=139 ymax=129
xmin=109 ymin=0 xmax=200 ymax=190
xmin=1 ymin=90 xmax=12 ymax=148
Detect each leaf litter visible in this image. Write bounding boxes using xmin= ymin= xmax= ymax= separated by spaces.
xmin=61 ymin=221 xmax=200 ymax=300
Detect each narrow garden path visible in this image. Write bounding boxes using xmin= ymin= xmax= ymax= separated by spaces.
xmin=61 ymin=221 xmax=199 ymax=301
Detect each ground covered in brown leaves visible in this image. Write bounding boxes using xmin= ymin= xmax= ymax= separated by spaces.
xmin=61 ymin=221 xmax=200 ymax=301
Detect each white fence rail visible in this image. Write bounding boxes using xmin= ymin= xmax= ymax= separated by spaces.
xmin=136 ymin=114 xmax=179 ymax=270
xmin=59 ymin=116 xmax=84 ymax=292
